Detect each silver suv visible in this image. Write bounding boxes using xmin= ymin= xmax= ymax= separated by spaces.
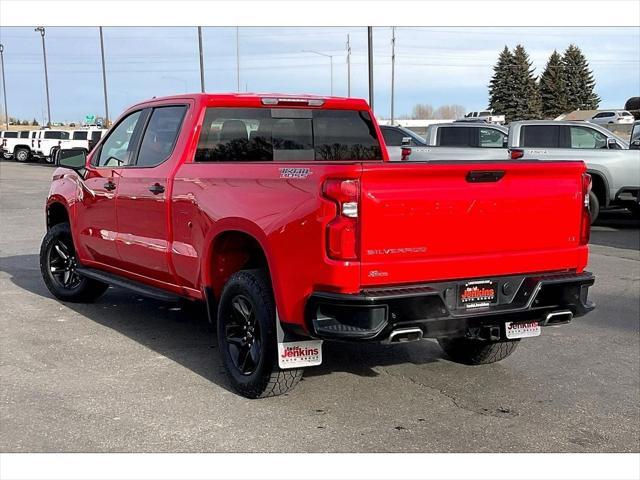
xmin=590 ymin=110 xmax=634 ymax=125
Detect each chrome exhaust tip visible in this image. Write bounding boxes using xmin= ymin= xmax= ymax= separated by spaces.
xmin=386 ymin=327 xmax=424 ymax=343
xmin=542 ymin=310 xmax=573 ymax=326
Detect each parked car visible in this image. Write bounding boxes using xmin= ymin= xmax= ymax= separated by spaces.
xmin=459 ymin=110 xmax=505 ymax=124
xmin=396 ymin=123 xmax=509 ymax=162
xmin=44 ymin=93 xmax=595 ymax=398
xmin=590 ymin=110 xmax=635 ymax=125
xmin=1 ymin=130 xmax=39 ymax=162
xmin=629 ymin=120 xmax=640 ymax=149
xmin=508 ymin=120 xmax=640 ymax=221
xmin=32 ymin=129 xmax=71 ymax=163
xmin=1 ymin=130 xmax=19 ymax=159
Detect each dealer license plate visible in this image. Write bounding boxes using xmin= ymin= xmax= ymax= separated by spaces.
xmin=459 ymin=279 xmax=497 ymax=309
xmin=505 ymin=321 xmax=541 ymax=339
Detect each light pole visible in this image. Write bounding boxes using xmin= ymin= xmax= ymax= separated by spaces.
xmin=198 ymin=27 xmax=205 ymax=93
xmin=99 ymin=27 xmax=109 ymax=127
xmin=302 ymin=50 xmax=334 ymax=96
xmin=346 ymin=35 xmax=351 ymax=97
xmin=236 ymin=27 xmax=240 ymax=92
xmin=35 ymin=27 xmax=51 ymax=127
xmin=391 ymin=27 xmax=396 ymax=123
xmin=368 ymin=27 xmax=374 ymax=113
xmin=0 ymin=44 xmax=8 ymax=130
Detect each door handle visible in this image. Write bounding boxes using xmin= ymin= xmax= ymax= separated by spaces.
xmin=104 ymin=180 xmax=116 ymax=191
xmin=148 ymin=183 xmax=165 ymax=195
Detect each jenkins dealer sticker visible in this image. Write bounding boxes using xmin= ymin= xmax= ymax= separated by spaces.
xmin=278 ymin=340 xmax=323 ymax=369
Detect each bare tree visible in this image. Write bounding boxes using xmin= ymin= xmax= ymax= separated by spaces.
xmin=434 ymin=104 xmax=466 ymax=119
xmin=411 ymin=103 xmax=434 ymax=119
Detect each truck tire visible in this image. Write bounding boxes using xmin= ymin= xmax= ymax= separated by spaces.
xmin=40 ymin=222 xmax=108 ymax=303
xmin=217 ymin=269 xmax=303 ymax=398
xmin=589 ymin=191 xmax=600 ymax=224
xmin=438 ymin=337 xmax=519 ymax=365
xmin=14 ymin=147 xmax=30 ymax=163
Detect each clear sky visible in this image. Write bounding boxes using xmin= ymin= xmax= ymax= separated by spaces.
xmin=0 ymin=26 xmax=638 ymax=123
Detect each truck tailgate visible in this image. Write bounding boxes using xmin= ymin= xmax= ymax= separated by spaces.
xmin=360 ymin=161 xmax=588 ymax=286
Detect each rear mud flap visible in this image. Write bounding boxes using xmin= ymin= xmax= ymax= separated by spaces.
xmin=276 ymin=311 xmax=323 ymax=369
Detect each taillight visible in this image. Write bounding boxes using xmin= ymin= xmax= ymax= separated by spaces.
xmin=580 ymin=173 xmax=592 ymax=245
xmin=322 ymin=179 xmax=359 ymax=261
xmin=401 ymin=147 xmax=411 ymax=161
xmin=510 ymin=148 xmax=524 ymax=160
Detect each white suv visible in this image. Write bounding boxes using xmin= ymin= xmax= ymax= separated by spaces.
xmin=590 ymin=110 xmax=634 ymax=125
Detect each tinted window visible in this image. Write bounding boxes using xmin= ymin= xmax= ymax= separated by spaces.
xmin=621 ymin=112 xmax=632 ymax=117
xmin=91 ymin=131 xmax=103 ymax=141
xmin=72 ymin=131 xmax=88 ymax=140
xmin=95 ymin=111 xmax=143 ymax=167
xmin=521 ymin=125 xmax=561 ymax=148
xmin=136 ymin=106 xmax=187 ymax=167
xmin=3 ymin=132 xmax=18 ymax=138
xmin=19 ymin=131 xmax=30 ymax=138
xmin=381 ymin=127 xmax=406 ymax=146
xmin=195 ymin=108 xmax=382 ymax=162
xmin=438 ymin=127 xmax=474 ymax=147
xmin=44 ymin=131 xmax=69 ymax=139
xmin=632 ymin=125 xmax=640 ymax=142
xmin=479 ymin=128 xmax=506 ymax=148
xmin=570 ymin=126 xmax=608 ymax=149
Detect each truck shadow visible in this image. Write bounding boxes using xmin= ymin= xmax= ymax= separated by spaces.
xmin=1 ymin=254 xmax=442 ymax=391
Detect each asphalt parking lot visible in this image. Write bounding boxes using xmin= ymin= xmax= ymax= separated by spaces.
xmin=1 ymin=160 xmax=638 ymax=453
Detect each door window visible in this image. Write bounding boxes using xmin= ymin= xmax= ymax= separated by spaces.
xmin=593 ymin=112 xmax=614 ymax=119
xmin=569 ymin=126 xmax=608 ymax=149
xmin=438 ymin=127 xmax=474 ymax=147
xmin=479 ymin=128 xmax=506 ymax=148
xmin=521 ymin=125 xmax=561 ymax=148
xmin=44 ymin=131 xmax=69 ymax=139
xmin=381 ymin=127 xmax=406 ymax=146
xmin=95 ymin=111 xmax=143 ymax=167
xmin=19 ymin=131 xmax=30 ymax=138
xmin=72 ymin=131 xmax=88 ymax=140
xmin=136 ymin=106 xmax=187 ymax=167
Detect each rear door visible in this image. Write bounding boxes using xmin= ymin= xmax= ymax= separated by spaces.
xmin=359 ymin=161 xmax=587 ymax=286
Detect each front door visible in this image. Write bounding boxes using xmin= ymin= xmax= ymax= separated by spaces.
xmin=115 ymin=104 xmax=188 ymax=285
xmin=74 ymin=110 xmax=146 ymax=268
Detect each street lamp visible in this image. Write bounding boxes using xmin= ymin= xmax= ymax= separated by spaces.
xmin=0 ymin=44 xmax=8 ymax=130
xmin=34 ymin=27 xmax=51 ymax=127
xmin=302 ymin=50 xmax=334 ymax=96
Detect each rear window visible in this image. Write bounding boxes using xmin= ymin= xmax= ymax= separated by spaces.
xmin=195 ymin=108 xmax=382 ymax=162
xmin=3 ymin=132 xmax=18 ymax=138
xmin=43 ymin=131 xmax=70 ymax=140
xmin=521 ymin=125 xmax=562 ymax=148
xmin=621 ymin=111 xmax=632 ymax=117
xmin=91 ymin=131 xmax=103 ymax=141
xmin=438 ymin=127 xmax=474 ymax=147
xmin=72 ymin=131 xmax=88 ymax=140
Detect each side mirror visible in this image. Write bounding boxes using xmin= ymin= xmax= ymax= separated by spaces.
xmin=630 ymin=139 xmax=640 ymax=150
xmin=606 ymin=138 xmax=618 ymax=149
xmin=58 ymin=148 xmax=87 ymax=171
xmin=401 ymin=137 xmax=412 ymax=146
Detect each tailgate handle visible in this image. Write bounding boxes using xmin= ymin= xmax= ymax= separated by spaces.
xmin=466 ymin=170 xmax=505 ymax=183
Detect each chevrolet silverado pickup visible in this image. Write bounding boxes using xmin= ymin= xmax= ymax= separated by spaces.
xmin=42 ymin=93 xmax=595 ymax=398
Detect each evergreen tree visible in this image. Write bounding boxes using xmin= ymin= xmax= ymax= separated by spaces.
xmin=539 ymin=50 xmax=568 ymax=118
xmin=488 ymin=46 xmax=515 ymax=119
xmin=562 ymin=44 xmax=600 ymax=111
xmin=509 ymin=45 xmax=542 ymax=121
xmin=32 ymin=118 xmax=39 ymax=126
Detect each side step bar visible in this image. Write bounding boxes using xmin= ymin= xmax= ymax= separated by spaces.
xmin=76 ymin=266 xmax=183 ymax=303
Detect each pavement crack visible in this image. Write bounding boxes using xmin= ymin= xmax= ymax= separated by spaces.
xmin=378 ymin=366 xmax=517 ymax=419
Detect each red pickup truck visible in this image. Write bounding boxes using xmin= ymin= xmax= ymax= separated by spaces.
xmin=41 ymin=93 xmax=595 ymax=398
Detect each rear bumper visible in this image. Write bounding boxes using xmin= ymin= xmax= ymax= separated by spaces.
xmin=305 ymin=271 xmax=595 ymax=342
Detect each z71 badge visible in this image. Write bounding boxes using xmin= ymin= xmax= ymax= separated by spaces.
xmin=280 ymin=167 xmax=312 ymax=179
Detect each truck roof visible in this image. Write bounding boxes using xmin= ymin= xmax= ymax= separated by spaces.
xmin=128 ymin=93 xmax=371 ymax=111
